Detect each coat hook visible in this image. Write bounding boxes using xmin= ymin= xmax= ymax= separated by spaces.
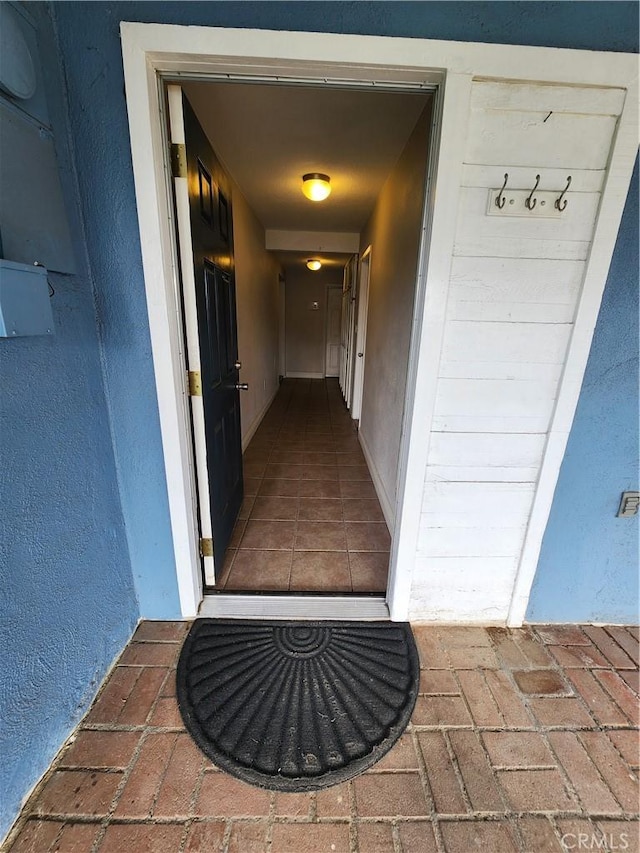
xmin=555 ymin=175 xmax=572 ymax=211
xmin=525 ymin=174 xmax=540 ymax=210
xmin=495 ymin=173 xmax=508 ymax=209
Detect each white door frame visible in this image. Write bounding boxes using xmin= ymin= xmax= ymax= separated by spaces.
xmin=351 ymin=246 xmax=372 ymax=422
xmin=121 ymin=23 xmax=638 ymax=620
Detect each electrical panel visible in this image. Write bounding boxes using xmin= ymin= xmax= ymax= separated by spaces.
xmin=0 ymin=260 xmax=54 ymax=337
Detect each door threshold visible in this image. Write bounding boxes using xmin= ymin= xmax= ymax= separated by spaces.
xmin=199 ymin=594 xmax=390 ymax=620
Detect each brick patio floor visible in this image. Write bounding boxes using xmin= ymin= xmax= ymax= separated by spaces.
xmin=5 ymin=622 xmax=639 ymax=852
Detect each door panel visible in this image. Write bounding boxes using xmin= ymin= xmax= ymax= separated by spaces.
xmin=340 ymin=255 xmax=358 ymax=407
xmin=178 ymin=92 xmax=244 ymax=575
xmin=325 ymin=286 xmax=342 ymax=377
xmin=351 ymin=249 xmax=371 ymax=421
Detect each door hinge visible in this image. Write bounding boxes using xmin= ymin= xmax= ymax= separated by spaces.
xmin=170 ymin=143 xmax=187 ymax=179
xmin=199 ymin=538 xmax=213 ymax=558
xmin=188 ymin=370 xmax=202 ymax=396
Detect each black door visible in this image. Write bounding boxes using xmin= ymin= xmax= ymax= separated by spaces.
xmin=183 ymin=94 xmax=244 ymax=571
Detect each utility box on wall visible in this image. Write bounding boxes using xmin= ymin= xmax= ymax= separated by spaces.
xmin=0 ymin=260 xmax=54 ymax=337
xmin=0 ymin=3 xmax=76 ymax=274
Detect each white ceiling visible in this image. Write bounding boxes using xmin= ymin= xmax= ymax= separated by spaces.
xmin=182 ymin=81 xmax=431 ymax=236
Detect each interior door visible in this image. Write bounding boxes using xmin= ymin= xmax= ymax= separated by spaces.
xmin=351 ymin=248 xmax=371 ymax=421
xmin=340 ymin=255 xmax=358 ymax=406
xmin=168 ymin=86 xmax=244 ymax=580
xmin=325 ymin=286 xmax=342 ymax=377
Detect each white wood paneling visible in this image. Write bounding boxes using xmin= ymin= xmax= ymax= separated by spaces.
xmin=420 ymin=526 xmax=526 ymax=558
xmin=461 ymin=165 xmax=606 ymax=194
xmin=450 ymin=256 xmax=585 ymax=303
xmin=433 ymin=377 xmax=557 ymax=432
xmin=427 ymin=465 xmax=539 ymax=483
xmin=429 ymin=430 xmax=545 ymax=467
xmin=470 ymin=82 xmax=626 ymax=116
xmin=413 ymin=75 xmax=627 ymax=624
xmin=456 ymin=187 xmax=601 ymax=244
xmin=442 ymin=321 xmax=571 ymax=365
xmin=466 ymin=110 xmax=617 ymax=169
xmin=455 ymin=236 xmax=590 ymax=261
xmin=449 ymin=256 xmax=585 ymax=325
xmin=422 ymin=481 xmax=535 ymax=519
xmin=449 ymin=301 xmax=575 ymax=324
xmin=409 ymin=556 xmax=516 ymax=622
xmin=439 ymin=360 xmax=563 ymax=382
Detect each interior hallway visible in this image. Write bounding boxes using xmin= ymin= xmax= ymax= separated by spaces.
xmin=214 ymin=379 xmax=390 ymax=594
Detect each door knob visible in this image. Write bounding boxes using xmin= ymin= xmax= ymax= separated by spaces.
xmin=235 ymin=383 xmax=249 ymax=391
xmin=357 ymin=352 xmax=364 ymax=357
xmin=234 ymin=361 xmax=242 ymax=370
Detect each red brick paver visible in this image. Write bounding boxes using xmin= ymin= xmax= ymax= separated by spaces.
xmin=4 ymin=621 xmax=639 ymax=852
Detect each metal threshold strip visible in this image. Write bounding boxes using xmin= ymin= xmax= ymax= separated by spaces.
xmin=199 ymin=594 xmax=390 ymax=620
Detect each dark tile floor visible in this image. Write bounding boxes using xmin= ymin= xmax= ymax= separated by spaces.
xmin=6 ymin=622 xmax=639 ymax=852
xmin=215 ymin=379 xmax=390 ymax=594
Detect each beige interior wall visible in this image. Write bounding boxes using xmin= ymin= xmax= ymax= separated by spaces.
xmin=358 ymin=100 xmax=433 ymax=521
xmin=232 ymin=183 xmax=281 ymax=445
xmin=285 ymin=268 xmax=342 ymax=377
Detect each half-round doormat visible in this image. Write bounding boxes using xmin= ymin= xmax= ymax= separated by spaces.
xmin=177 ymin=619 xmax=419 ymax=791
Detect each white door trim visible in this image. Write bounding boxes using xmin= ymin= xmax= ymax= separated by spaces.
xmin=166 ymin=84 xmax=216 ymax=588
xmin=120 ymin=23 xmax=638 ymax=620
xmin=351 ymin=246 xmax=371 ymax=421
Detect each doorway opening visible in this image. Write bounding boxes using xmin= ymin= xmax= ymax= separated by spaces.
xmin=166 ymin=77 xmax=435 ymax=599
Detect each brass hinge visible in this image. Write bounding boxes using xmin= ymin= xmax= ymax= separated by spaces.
xmin=170 ymin=143 xmax=187 ymax=179
xmin=199 ymin=538 xmax=213 ymax=557
xmin=188 ymin=370 xmax=202 ymax=397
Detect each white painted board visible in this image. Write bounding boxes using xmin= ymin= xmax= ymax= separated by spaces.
xmin=470 ymin=81 xmax=625 ymax=116
xmin=441 ymin=321 xmax=571 ymax=365
xmin=419 ymin=526 xmax=526 ymax=558
xmin=429 ymin=430 xmax=546 ymax=469
xmin=454 ymin=236 xmax=590 ymax=260
xmin=456 ymin=187 xmax=600 ymax=243
xmin=466 ymin=109 xmax=617 ymax=170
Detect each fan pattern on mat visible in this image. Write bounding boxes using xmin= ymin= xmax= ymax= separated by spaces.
xmin=178 ymin=620 xmax=418 ymax=789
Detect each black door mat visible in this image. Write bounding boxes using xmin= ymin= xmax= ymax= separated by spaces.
xmin=177 ymin=619 xmax=419 ymax=791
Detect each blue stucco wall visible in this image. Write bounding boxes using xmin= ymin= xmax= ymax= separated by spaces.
xmin=527 ymin=160 xmax=639 ymax=624
xmin=0 ymin=6 xmax=139 ymax=840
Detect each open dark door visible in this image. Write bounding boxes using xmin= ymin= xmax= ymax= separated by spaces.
xmin=170 ymin=89 xmax=244 ymax=578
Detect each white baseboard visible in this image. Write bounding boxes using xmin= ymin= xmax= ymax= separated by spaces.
xmin=285 ymin=371 xmax=325 ymax=379
xmin=358 ymin=430 xmax=396 ymax=535
xmin=241 ymin=383 xmax=280 ymax=451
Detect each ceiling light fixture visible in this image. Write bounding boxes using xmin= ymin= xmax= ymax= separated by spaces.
xmin=301 ymin=173 xmax=331 ymax=202
xmin=306 ymin=259 xmax=322 ymax=271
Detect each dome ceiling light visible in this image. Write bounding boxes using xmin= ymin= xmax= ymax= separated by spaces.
xmin=301 ymin=173 xmax=331 ymax=202
xmin=306 ymin=259 xmax=322 ymax=271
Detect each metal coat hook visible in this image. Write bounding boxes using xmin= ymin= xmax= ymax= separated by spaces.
xmin=495 ymin=173 xmax=509 ymax=209
xmin=525 ymin=174 xmax=541 ymax=211
xmin=555 ymin=175 xmax=572 ymax=211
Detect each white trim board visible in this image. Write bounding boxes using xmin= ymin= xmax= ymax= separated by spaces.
xmin=285 ymin=372 xmax=325 ymax=380
xmin=121 ymin=23 xmax=638 ymax=623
